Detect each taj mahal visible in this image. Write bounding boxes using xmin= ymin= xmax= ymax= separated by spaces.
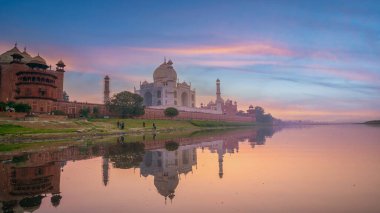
xmin=135 ymin=59 xmax=238 ymax=115
xmin=135 ymin=59 xmax=196 ymax=108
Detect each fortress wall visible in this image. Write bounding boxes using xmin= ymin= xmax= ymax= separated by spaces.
xmin=138 ymin=108 xmax=255 ymax=123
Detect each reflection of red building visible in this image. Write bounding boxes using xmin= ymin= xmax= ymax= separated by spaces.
xmin=0 ymin=146 xmax=99 ymax=212
xmin=0 ymin=157 xmax=62 ymax=212
xmin=0 ymin=44 xmax=106 ymax=116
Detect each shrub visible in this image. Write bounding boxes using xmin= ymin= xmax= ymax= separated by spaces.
xmin=14 ymin=103 xmax=31 ymax=113
xmin=0 ymin=102 xmax=6 ymax=111
xmin=164 ymin=107 xmax=179 ymax=118
xmin=51 ymin=110 xmax=66 ymax=115
xmin=165 ymin=141 xmax=179 ymax=151
xmin=79 ymin=107 xmax=90 ymax=118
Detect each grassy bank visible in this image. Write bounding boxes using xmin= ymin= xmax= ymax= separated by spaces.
xmin=0 ymin=124 xmax=76 ymax=135
xmin=0 ymin=118 xmax=256 ymax=143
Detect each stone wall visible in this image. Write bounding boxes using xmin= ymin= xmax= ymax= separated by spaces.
xmin=138 ymin=108 xmax=255 ymax=123
xmin=0 ymin=112 xmax=27 ymax=119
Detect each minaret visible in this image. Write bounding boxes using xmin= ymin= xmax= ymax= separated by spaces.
xmin=104 ymin=75 xmax=110 ymax=104
xmin=218 ymin=147 xmax=224 ymax=179
xmin=216 ymin=78 xmax=221 ymax=101
xmin=216 ymin=79 xmax=223 ymax=111
xmin=56 ymin=60 xmax=66 ymax=101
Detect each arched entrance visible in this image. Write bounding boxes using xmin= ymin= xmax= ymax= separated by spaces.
xmin=181 ymin=92 xmax=188 ymax=107
xmin=144 ymin=92 xmax=153 ymax=106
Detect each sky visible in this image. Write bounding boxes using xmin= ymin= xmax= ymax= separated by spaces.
xmin=0 ymin=0 xmax=379 ymax=122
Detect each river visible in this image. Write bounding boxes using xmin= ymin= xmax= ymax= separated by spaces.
xmin=1 ymin=124 xmax=379 ymax=212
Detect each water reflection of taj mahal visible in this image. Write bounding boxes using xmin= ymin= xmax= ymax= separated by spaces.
xmin=0 ymin=128 xmax=277 ymax=211
xmin=139 ymin=139 xmax=239 ymax=202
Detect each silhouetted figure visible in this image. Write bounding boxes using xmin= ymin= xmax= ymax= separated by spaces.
xmin=143 ymin=121 xmax=146 ymax=128
xmin=117 ymin=121 xmax=120 ymax=128
xmin=121 ymin=122 xmax=125 ymax=130
xmin=153 ymin=122 xmax=156 ymax=130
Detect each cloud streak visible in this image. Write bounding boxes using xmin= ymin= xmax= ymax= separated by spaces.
xmin=134 ymin=43 xmax=293 ymax=56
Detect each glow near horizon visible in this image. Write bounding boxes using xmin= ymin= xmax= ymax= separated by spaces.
xmin=0 ymin=0 xmax=379 ymax=122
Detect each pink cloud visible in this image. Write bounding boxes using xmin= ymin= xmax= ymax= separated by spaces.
xmin=299 ymin=65 xmax=380 ymax=83
xmin=134 ymin=43 xmax=293 ymax=56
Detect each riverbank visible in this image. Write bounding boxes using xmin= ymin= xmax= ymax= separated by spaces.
xmin=0 ymin=118 xmax=256 ymax=143
xmin=364 ymin=120 xmax=380 ymax=125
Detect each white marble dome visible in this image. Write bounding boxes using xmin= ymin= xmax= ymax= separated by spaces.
xmin=153 ymin=59 xmax=177 ymax=83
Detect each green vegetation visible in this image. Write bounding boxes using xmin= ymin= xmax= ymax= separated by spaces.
xmin=364 ymin=120 xmax=380 ymax=125
xmin=51 ymin=110 xmax=66 ymax=115
xmin=0 ymin=102 xmax=6 ymax=111
xmin=88 ymin=118 xmax=196 ymax=130
xmin=0 ymin=124 xmax=76 ymax=135
xmin=106 ymin=91 xmax=145 ymax=118
xmin=165 ymin=141 xmax=179 ymax=151
xmin=254 ymin=106 xmax=274 ymax=124
xmin=79 ymin=107 xmax=90 ymax=118
xmin=92 ymin=107 xmax=100 ymax=117
xmin=0 ymin=143 xmax=24 ymax=152
xmin=0 ymin=101 xmax=31 ymax=113
xmin=12 ymin=154 xmax=29 ymax=163
xmin=14 ymin=103 xmax=31 ymax=113
xmin=164 ymin=107 xmax=179 ymax=117
xmin=0 ymin=117 xmax=256 ymax=144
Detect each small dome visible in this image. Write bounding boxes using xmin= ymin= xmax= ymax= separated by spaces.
xmin=32 ymin=55 xmax=47 ymax=65
xmin=0 ymin=45 xmax=22 ymax=63
xmin=21 ymin=47 xmax=32 ymax=63
xmin=104 ymin=75 xmax=110 ymax=79
xmin=153 ymin=60 xmax=177 ymax=83
xmin=56 ymin=59 xmax=65 ymax=66
xmin=27 ymin=54 xmax=48 ymax=69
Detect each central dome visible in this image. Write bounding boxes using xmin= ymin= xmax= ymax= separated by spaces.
xmin=153 ymin=59 xmax=177 ymax=83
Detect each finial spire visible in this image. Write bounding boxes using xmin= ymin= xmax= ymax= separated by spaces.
xmin=164 ymin=56 xmax=166 ymax=63
xmin=14 ymin=42 xmax=17 ymax=47
xmin=24 ymin=46 xmax=26 ymax=52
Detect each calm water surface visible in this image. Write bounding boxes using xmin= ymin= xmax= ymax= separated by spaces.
xmin=1 ymin=125 xmax=380 ymax=212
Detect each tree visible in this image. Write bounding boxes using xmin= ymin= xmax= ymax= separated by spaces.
xmin=254 ymin=106 xmax=273 ymax=124
xmin=93 ymin=106 xmax=100 ymax=117
xmin=165 ymin=141 xmax=179 ymax=151
xmin=164 ymin=107 xmax=179 ymax=118
xmin=51 ymin=110 xmax=66 ymax=115
xmin=79 ymin=107 xmax=90 ymax=118
xmin=0 ymin=102 xmax=6 ymax=111
xmin=254 ymin=106 xmax=265 ymax=118
xmin=107 ymin=91 xmax=145 ymax=118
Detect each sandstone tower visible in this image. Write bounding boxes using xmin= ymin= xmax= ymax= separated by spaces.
xmin=104 ymin=75 xmax=110 ymax=104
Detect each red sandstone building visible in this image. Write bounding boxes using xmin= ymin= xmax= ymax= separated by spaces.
xmin=0 ymin=44 xmax=106 ymax=116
